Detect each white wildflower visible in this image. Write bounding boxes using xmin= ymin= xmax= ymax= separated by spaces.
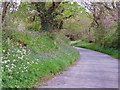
xmin=17 ymin=72 xmax=19 ymax=74
xmin=2 ymin=50 xmax=5 ymax=52
xmin=8 ymin=69 xmax=12 ymax=72
xmin=11 ymin=66 xmax=14 ymax=69
xmin=13 ymin=59 xmax=16 ymax=62
xmin=32 ymin=61 xmax=34 ymax=64
xmin=5 ymin=65 xmax=9 ymax=68
xmin=18 ymin=57 xmax=21 ymax=59
xmin=4 ymin=61 xmax=8 ymax=64
xmin=27 ymin=62 xmax=30 ymax=64
xmin=11 ymin=63 xmax=14 ymax=65
xmin=7 ymin=60 xmax=10 ymax=62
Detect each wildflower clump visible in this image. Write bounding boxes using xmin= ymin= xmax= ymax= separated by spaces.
xmin=2 ymin=31 xmax=79 ymax=88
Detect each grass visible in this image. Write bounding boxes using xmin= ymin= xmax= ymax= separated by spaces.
xmin=2 ymin=30 xmax=80 ymax=88
xmin=71 ymin=40 xmax=119 ymax=59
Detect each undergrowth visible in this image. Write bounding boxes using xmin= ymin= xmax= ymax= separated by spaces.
xmin=2 ymin=30 xmax=80 ymax=88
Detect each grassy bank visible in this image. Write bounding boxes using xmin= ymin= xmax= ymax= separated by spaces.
xmin=71 ymin=41 xmax=119 ymax=59
xmin=2 ymin=30 xmax=80 ymax=88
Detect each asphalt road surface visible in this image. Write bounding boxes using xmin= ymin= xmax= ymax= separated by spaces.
xmin=40 ymin=47 xmax=118 ymax=88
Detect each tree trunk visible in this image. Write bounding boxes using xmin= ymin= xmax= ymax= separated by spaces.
xmin=59 ymin=21 xmax=63 ymax=29
xmin=33 ymin=1 xmax=62 ymax=31
xmin=2 ymin=2 xmax=9 ymax=23
xmin=40 ymin=13 xmax=54 ymax=30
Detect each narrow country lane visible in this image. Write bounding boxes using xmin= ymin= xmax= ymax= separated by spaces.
xmin=40 ymin=47 xmax=118 ymax=88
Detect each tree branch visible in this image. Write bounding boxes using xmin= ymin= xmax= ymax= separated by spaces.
xmin=48 ymin=0 xmax=62 ymax=14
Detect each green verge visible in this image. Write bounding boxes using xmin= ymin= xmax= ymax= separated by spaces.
xmin=71 ymin=41 xmax=119 ymax=59
xmin=2 ymin=30 xmax=80 ymax=88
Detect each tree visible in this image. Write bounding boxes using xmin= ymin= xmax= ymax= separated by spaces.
xmin=32 ymin=0 xmax=62 ymax=30
xmin=31 ymin=1 xmax=81 ymax=31
xmin=2 ymin=1 xmax=18 ymax=23
xmin=82 ymin=2 xmax=118 ymax=27
xmin=82 ymin=2 xmax=119 ymax=47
